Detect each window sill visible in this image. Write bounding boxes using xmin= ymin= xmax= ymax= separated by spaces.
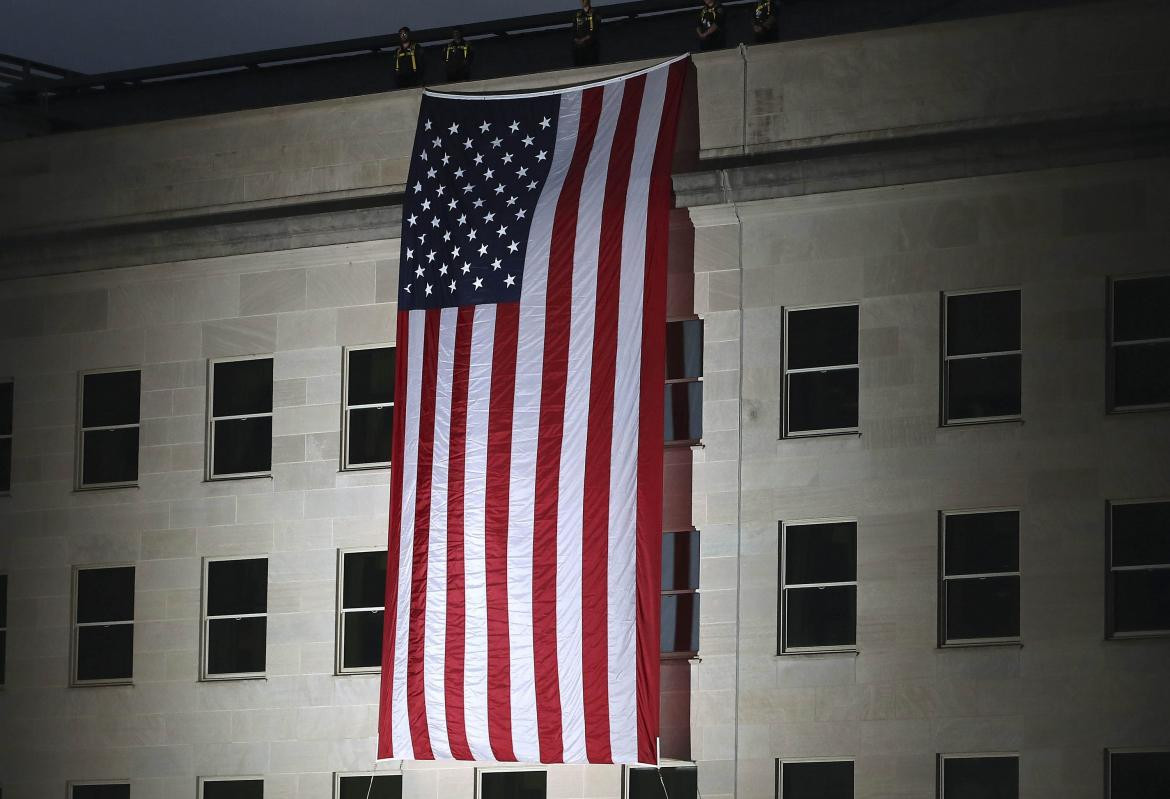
xmin=336 ymin=668 xmax=382 ymax=676
xmin=779 ymin=430 xmax=861 ymax=441
xmin=203 ymin=474 xmax=273 ymax=483
xmin=939 ymin=417 xmax=1023 ymax=429
xmin=339 ymin=465 xmax=391 ymax=473
xmin=938 ymin=640 xmax=1022 ymax=650
xmin=199 ymin=674 xmax=268 ymax=682
xmin=775 ymin=648 xmax=859 ymax=658
xmin=70 ymin=679 xmax=134 ymax=688
xmin=1106 ymin=632 xmax=1170 ymax=642
xmin=74 ymin=483 xmax=140 ymax=493
xmin=664 ymin=439 xmax=703 ymax=449
xmin=1107 ymin=404 xmax=1170 ymax=415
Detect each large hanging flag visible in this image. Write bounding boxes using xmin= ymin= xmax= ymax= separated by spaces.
xmin=379 ymin=55 xmax=688 ymax=766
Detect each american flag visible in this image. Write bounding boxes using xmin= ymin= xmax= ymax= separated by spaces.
xmin=379 ymin=55 xmax=688 ymax=766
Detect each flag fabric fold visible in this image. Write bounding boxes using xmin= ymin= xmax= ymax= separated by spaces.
xmin=378 ymin=55 xmax=688 ymax=766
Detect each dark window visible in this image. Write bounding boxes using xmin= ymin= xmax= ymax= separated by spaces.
xmin=339 ymin=550 xmax=387 ymax=672
xmin=209 ymin=358 xmax=273 ymax=478
xmin=940 ymin=755 xmax=1017 ymax=799
xmin=943 ymin=290 xmax=1021 ymax=424
xmin=629 ymin=766 xmax=697 ymax=798
xmin=781 ymin=521 xmax=857 ymax=651
xmin=72 ymin=785 xmax=130 ymax=799
xmin=79 ymin=369 xmax=141 ymax=488
xmin=780 ymin=760 xmax=853 ymax=799
xmin=344 ymin=346 xmax=395 ymax=469
xmin=665 ymin=319 xmax=703 ymax=444
xmin=662 ymin=531 xmax=699 ymax=655
xmin=1109 ymin=751 xmax=1170 ymax=799
xmin=941 ymin=511 xmax=1020 ymax=644
xmin=0 ymin=573 xmax=7 ymax=685
xmin=201 ymin=779 xmax=263 ymax=799
xmin=337 ymin=774 xmax=401 ymax=799
xmin=74 ymin=566 xmax=134 ymax=683
xmin=1110 ymin=275 xmax=1170 ymax=411
xmin=204 ymin=558 xmax=267 ymax=678
xmin=784 ymin=306 xmax=859 ymax=436
xmin=480 ymin=771 xmax=546 ymax=799
xmin=1108 ymin=501 xmax=1170 ymax=637
xmin=1 ymin=379 xmax=12 ymax=493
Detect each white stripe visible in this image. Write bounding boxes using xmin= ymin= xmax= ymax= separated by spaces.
xmin=608 ymin=66 xmax=669 ymax=763
xmin=424 ymin=306 xmax=458 ymax=759
xmin=462 ymin=303 xmax=496 ymax=761
xmin=392 ymin=309 xmax=428 ymax=760
xmin=555 ymin=80 xmax=624 ymax=762
xmin=505 ymin=89 xmax=583 ymax=763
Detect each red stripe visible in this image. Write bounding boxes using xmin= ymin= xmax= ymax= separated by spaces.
xmin=636 ymin=59 xmax=687 ymax=765
xmin=407 ymin=309 xmax=440 ymax=760
xmin=531 ymin=85 xmax=605 ymax=764
xmin=378 ymin=311 xmax=411 ymax=760
xmin=485 ymin=303 xmax=520 ymax=762
xmin=444 ymin=306 xmax=475 ymax=760
xmin=582 ymin=77 xmax=646 ymax=764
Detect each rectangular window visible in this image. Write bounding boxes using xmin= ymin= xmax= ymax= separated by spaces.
xmin=202 ymin=558 xmax=267 ymax=679
xmin=1109 ymin=274 xmax=1170 ymax=411
xmin=939 ymin=754 xmax=1017 ymax=799
xmin=70 ymin=783 xmax=130 ymax=799
xmin=780 ymin=520 xmax=857 ymax=652
xmin=661 ymin=530 xmax=699 ymax=656
xmin=479 ymin=770 xmax=546 ymax=799
xmin=778 ymin=760 xmax=853 ymax=799
xmin=940 ymin=510 xmax=1020 ymax=645
xmin=337 ymin=549 xmax=387 ymax=673
xmin=1 ymin=378 xmax=12 ymax=494
xmin=207 ymin=357 xmax=273 ymax=479
xmin=783 ymin=305 xmax=859 ymax=436
xmin=73 ymin=565 xmax=135 ymax=684
xmin=200 ymin=778 xmax=263 ymax=799
xmin=0 ymin=573 xmax=7 ymax=686
xmin=1108 ymin=750 xmax=1170 ymax=799
xmin=1108 ymin=500 xmax=1170 ymax=638
xmin=342 ymin=345 xmax=395 ymax=470
xmin=77 ymin=368 xmax=141 ymax=489
xmin=942 ymin=289 xmax=1021 ymax=424
xmin=336 ymin=773 xmax=401 ymax=799
xmin=665 ymin=319 xmax=703 ymax=444
xmin=628 ymin=765 xmax=697 ymax=798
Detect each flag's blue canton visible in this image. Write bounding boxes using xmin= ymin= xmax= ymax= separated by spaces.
xmin=399 ymin=93 xmax=561 ymax=311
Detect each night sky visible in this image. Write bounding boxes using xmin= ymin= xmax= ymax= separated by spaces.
xmin=1 ymin=0 xmax=601 ymax=74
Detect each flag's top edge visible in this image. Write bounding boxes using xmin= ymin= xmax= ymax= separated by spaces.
xmin=422 ymin=53 xmax=688 ymax=101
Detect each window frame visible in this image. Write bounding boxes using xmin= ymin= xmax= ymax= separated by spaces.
xmin=1106 ymin=497 xmax=1170 ymax=640
xmin=660 ymin=528 xmax=700 ymax=659
xmin=1107 ymin=272 xmax=1170 ymax=413
xmin=1106 ymin=747 xmax=1170 ymax=799
xmin=341 ymin=344 xmax=395 ymax=471
xmin=200 ymin=555 xmax=268 ymax=681
xmin=475 ymin=766 xmax=547 ymax=799
xmin=198 ymin=776 xmax=265 ymax=798
xmin=70 ymin=563 xmax=136 ymax=687
xmin=75 ymin=366 xmax=142 ymax=491
xmin=67 ymin=780 xmax=131 ymax=798
xmin=781 ymin=302 xmax=860 ymax=438
xmin=334 ymin=770 xmax=402 ymax=799
xmin=938 ymin=508 xmax=1022 ymax=647
xmin=0 ymin=572 xmax=7 ymax=688
xmin=940 ymin=287 xmax=1023 ymax=426
xmin=937 ymin=753 xmax=1018 ymax=799
xmin=664 ymin=316 xmax=703 ymax=447
xmin=624 ymin=761 xmax=698 ymax=798
xmin=336 ymin=547 xmax=388 ymax=675
xmin=206 ymin=354 xmax=274 ymax=481
xmin=776 ymin=757 xmax=855 ymax=799
xmin=778 ymin=518 xmax=859 ymax=654
xmin=1 ymin=376 xmax=13 ymax=497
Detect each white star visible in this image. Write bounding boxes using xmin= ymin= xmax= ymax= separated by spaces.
xmin=442 ymin=230 xmax=452 ymax=242
xmin=491 ymin=258 xmax=502 ymax=270
xmin=449 ymin=279 xmax=457 ymax=292
xmin=447 ymin=198 xmax=458 ymax=210
xmin=426 ymin=250 xmax=436 ymax=262
xmin=473 ymin=152 xmax=484 ymax=165
xmin=472 ymin=198 xmax=485 ymax=208
xmin=517 ymin=166 xmax=529 ymax=178
xmin=424 ymin=283 xmax=433 ymax=296
xmin=478 ymin=243 xmax=489 ymax=256
xmin=454 ymin=167 xmax=465 ymax=178
xmin=406 ymin=247 xmax=414 ymax=260
xmin=497 ymin=224 xmax=508 ymax=237
xmin=451 ymin=246 xmax=461 ymax=258
xmin=461 ymin=262 xmax=471 ymax=274
xmin=413 ymin=181 xmax=423 ymax=193
xmin=479 ymin=120 xmax=491 ymax=133
xmin=506 ymin=196 xmax=517 ymax=206
xmin=439 ymin=263 xmax=448 ymax=275
xmin=424 ymin=119 xmax=432 ymax=130
xmin=484 ymin=211 xmax=496 ymax=222
xmin=405 ymin=283 xmax=412 ymax=293
xmin=473 ymin=276 xmax=483 ymax=290
xmin=502 ymin=152 xmax=513 ymax=164
xmin=526 ymin=180 xmax=538 ymax=190
xmin=448 ymin=122 xmax=460 ymax=134
xmin=521 ymin=134 xmax=534 ymax=147
xmin=441 ymin=153 xmax=450 ymax=166
xmin=462 ymin=184 xmax=475 ymax=194
xmin=430 ymin=216 xmax=439 ymax=228
xmin=457 ymin=214 xmax=468 ymax=226
xmin=432 ymin=136 xmax=442 ymax=147
xmin=436 ymin=185 xmax=446 ymax=197
xmin=484 ymin=167 xmax=495 ymax=179
xmin=419 ymin=233 xmax=427 ymax=244
xmin=421 ymin=199 xmax=432 ymax=211
xmin=515 ymin=208 xmax=526 ymax=219
xmin=407 ymin=213 xmax=418 ymax=226
xmin=426 ymin=167 xmax=437 ymax=179
xmin=464 ymin=137 xmax=474 ymax=149
xmin=468 ymin=228 xmax=478 ymax=240
xmin=508 ymin=120 xmax=520 ymax=133
xmin=490 ymin=136 xmax=503 ymax=148
xmin=419 ymin=150 xmax=428 ymax=161
xmin=539 ymin=116 xmax=551 ymax=129
xmin=504 ymin=273 xmax=516 ymax=287
xmin=507 ymin=240 xmax=519 ymax=253
xmin=414 ymin=265 xmax=425 ymax=278
xmin=494 ymin=183 xmax=505 ymax=195
xmin=535 ymin=150 xmax=548 ymax=162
